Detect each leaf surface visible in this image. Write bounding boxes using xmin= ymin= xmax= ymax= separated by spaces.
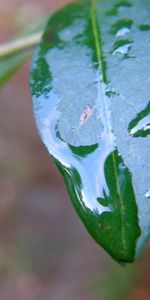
xmin=30 ymin=0 xmax=150 ymax=263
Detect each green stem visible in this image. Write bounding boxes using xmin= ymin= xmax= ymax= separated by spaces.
xmin=0 ymin=31 xmax=43 ymax=59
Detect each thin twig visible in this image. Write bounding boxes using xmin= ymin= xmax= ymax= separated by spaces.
xmin=0 ymin=31 xmax=43 ymax=59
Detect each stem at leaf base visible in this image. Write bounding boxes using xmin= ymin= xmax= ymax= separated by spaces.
xmin=0 ymin=31 xmax=42 ymax=59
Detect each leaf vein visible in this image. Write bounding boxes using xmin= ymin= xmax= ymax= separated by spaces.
xmin=90 ymin=0 xmax=126 ymax=255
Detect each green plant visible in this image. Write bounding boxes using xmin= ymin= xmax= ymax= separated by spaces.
xmin=1 ymin=0 xmax=150 ymax=264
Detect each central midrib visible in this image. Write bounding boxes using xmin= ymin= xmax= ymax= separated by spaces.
xmin=90 ymin=0 xmax=126 ymax=256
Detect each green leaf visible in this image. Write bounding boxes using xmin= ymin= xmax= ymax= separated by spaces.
xmin=30 ymin=0 xmax=150 ymax=263
xmin=0 ymin=49 xmax=31 ymax=86
xmin=0 ymin=17 xmax=48 ymax=86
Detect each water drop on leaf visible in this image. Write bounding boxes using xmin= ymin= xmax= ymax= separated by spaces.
xmin=30 ymin=0 xmax=150 ymax=263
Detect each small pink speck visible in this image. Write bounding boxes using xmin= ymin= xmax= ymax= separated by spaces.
xmin=79 ymin=106 xmax=93 ymax=124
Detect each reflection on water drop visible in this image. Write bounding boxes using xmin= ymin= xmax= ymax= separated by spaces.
xmin=112 ymin=39 xmax=132 ymax=56
xmin=128 ymin=101 xmax=150 ymax=137
xmin=129 ymin=117 xmax=150 ymax=137
xmin=110 ymin=19 xmax=133 ymax=37
xmin=116 ymin=27 xmax=130 ymax=37
xmin=145 ymin=189 xmax=150 ymax=199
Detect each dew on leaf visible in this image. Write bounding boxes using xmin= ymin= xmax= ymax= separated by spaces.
xmin=128 ymin=101 xmax=150 ymax=137
xmin=111 ymin=39 xmax=133 ymax=57
xmin=145 ymin=189 xmax=150 ymax=199
xmin=110 ymin=19 xmax=133 ymax=37
xmin=116 ymin=27 xmax=130 ymax=37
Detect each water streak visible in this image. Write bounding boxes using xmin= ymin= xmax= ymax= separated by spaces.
xmin=128 ymin=101 xmax=150 ymax=137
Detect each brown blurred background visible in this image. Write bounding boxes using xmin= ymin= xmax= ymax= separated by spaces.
xmin=0 ymin=0 xmax=150 ymax=299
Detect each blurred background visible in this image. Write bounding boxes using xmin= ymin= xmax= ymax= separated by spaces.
xmin=0 ymin=0 xmax=150 ymax=299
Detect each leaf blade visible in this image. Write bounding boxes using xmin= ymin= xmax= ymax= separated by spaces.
xmin=30 ymin=0 xmax=150 ymax=262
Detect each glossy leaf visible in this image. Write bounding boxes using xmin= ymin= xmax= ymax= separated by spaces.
xmin=30 ymin=0 xmax=150 ymax=263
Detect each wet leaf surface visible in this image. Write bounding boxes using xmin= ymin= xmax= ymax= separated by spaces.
xmin=30 ymin=0 xmax=150 ymax=263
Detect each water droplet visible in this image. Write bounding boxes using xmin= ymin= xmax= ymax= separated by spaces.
xmin=128 ymin=101 xmax=150 ymax=137
xmin=112 ymin=39 xmax=132 ymax=56
xmin=113 ymin=44 xmax=130 ymax=55
xmin=145 ymin=189 xmax=150 ymax=199
xmin=110 ymin=19 xmax=133 ymax=37
xmin=116 ymin=27 xmax=130 ymax=37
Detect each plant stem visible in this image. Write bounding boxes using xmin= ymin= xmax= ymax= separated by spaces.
xmin=0 ymin=31 xmax=43 ymax=59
